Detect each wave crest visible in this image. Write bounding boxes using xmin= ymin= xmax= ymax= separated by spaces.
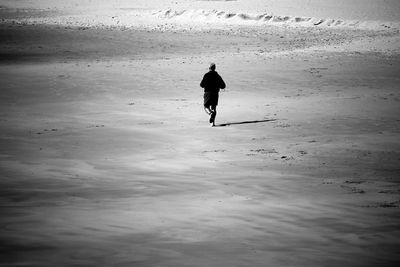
xmin=151 ymin=9 xmax=399 ymax=30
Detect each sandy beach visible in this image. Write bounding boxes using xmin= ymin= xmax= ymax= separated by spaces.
xmin=1 ymin=0 xmax=400 ymax=266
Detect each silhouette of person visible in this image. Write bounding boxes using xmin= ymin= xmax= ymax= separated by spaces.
xmin=200 ymin=63 xmax=226 ymax=126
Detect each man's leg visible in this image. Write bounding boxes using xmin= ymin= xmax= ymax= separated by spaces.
xmin=209 ymin=105 xmax=217 ymax=125
xmin=204 ymin=106 xmax=212 ymax=115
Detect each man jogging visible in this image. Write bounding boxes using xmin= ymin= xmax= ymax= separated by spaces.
xmin=200 ymin=63 xmax=226 ymax=126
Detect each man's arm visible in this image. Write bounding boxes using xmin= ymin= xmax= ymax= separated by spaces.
xmin=200 ymin=74 xmax=206 ymax=88
xmin=219 ymin=75 xmax=226 ymax=89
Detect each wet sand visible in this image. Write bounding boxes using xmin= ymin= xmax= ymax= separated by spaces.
xmin=1 ymin=17 xmax=400 ymax=267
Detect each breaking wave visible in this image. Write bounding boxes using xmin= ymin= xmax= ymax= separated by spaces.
xmin=151 ymin=9 xmax=399 ymax=30
xmin=3 ymin=8 xmax=399 ymax=32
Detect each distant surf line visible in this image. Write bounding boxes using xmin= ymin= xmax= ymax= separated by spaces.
xmin=152 ymin=9 xmax=399 ymax=31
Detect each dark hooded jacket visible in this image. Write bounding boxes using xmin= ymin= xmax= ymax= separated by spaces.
xmin=200 ymin=70 xmax=226 ymax=93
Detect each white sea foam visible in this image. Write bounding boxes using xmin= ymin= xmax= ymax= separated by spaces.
xmin=3 ymin=8 xmax=400 ymax=32
xmin=1 ymin=0 xmax=400 ymax=31
xmin=151 ymin=9 xmax=400 ymax=30
xmin=2 ymin=0 xmax=400 ymax=21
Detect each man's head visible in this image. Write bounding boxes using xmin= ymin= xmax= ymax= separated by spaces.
xmin=209 ymin=63 xmax=216 ymax=71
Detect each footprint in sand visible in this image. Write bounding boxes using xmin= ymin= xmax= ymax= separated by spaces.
xmin=202 ymin=149 xmax=226 ymax=153
xmin=250 ymin=148 xmax=278 ymax=155
xmin=365 ymin=201 xmax=400 ymax=208
xmin=307 ymin=67 xmax=328 ymax=78
xmin=340 ymin=184 xmax=365 ymax=194
xmin=35 ymin=128 xmax=59 ymax=135
xmin=274 ymin=123 xmax=291 ymax=128
xmin=297 ymin=150 xmax=307 ymax=156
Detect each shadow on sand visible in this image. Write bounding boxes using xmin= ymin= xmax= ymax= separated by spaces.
xmin=215 ymin=119 xmax=276 ymax=127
